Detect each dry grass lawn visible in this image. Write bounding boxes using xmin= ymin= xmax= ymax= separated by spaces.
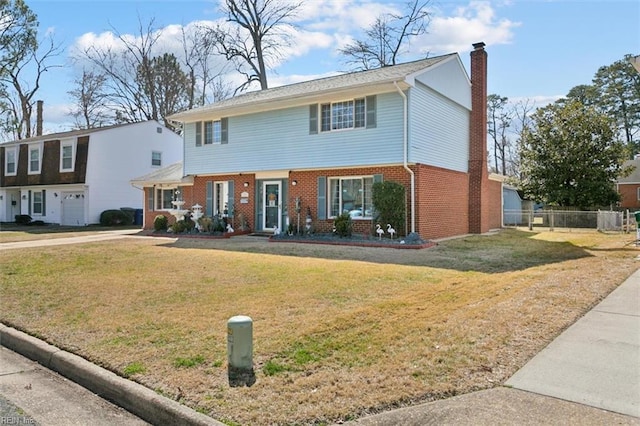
xmin=1 ymin=228 xmax=638 ymax=425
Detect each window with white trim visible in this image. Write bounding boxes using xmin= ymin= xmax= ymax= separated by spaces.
xmin=155 ymin=187 xmax=179 ymax=210
xmin=5 ymin=147 xmax=17 ymax=176
xmin=329 ymin=176 xmax=373 ymax=218
xmin=321 ymin=98 xmax=366 ymax=132
xmin=204 ymin=120 xmax=222 ymax=144
xmin=28 ymin=145 xmax=41 ymax=174
xmin=152 ymin=151 xmax=162 ymax=167
xmin=32 ymin=191 xmax=43 ymax=215
xmin=60 ymin=140 xmax=75 ymax=172
xmin=637 ymin=187 xmax=640 ymax=201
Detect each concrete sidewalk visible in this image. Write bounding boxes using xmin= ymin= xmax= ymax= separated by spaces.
xmin=505 ymin=267 xmax=640 ymax=417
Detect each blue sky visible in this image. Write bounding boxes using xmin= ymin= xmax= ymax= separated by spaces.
xmin=24 ymin=0 xmax=640 ymax=132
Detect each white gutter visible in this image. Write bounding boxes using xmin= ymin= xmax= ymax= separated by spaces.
xmin=394 ymin=81 xmax=415 ymax=234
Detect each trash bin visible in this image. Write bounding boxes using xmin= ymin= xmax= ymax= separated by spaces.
xmin=634 ymin=211 xmax=640 ymax=224
xmin=134 ymin=209 xmax=143 ymax=226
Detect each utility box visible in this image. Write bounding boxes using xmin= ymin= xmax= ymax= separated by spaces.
xmin=227 ymin=315 xmax=255 ymax=387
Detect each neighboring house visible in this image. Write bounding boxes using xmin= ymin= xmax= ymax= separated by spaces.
xmin=0 ymin=120 xmax=182 ymax=226
xmin=138 ymin=42 xmax=502 ymax=240
xmin=616 ymin=158 xmax=640 ymax=209
xmin=502 ymin=184 xmax=524 ymax=226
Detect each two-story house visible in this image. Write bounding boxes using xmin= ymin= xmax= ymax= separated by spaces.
xmin=0 ymin=120 xmax=182 ymax=226
xmin=138 ymin=42 xmax=502 ymax=240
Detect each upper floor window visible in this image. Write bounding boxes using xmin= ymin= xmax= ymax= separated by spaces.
xmin=28 ymin=145 xmax=41 ymax=174
xmin=329 ymin=176 xmax=373 ymax=219
xmin=205 ymin=120 xmax=223 ymax=144
xmin=321 ymin=99 xmax=365 ymax=131
xmin=5 ymin=147 xmax=17 ymax=176
xmin=196 ymin=119 xmax=228 ymax=146
xmin=152 ymin=151 xmax=162 ymax=167
xmin=60 ymin=140 xmax=75 ymax=172
xmin=311 ymin=95 xmax=376 ymax=134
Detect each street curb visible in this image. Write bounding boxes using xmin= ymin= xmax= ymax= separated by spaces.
xmin=0 ymin=323 xmax=224 ymax=426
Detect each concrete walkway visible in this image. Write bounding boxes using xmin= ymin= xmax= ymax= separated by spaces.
xmin=0 ymin=228 xmax=147 ymax=250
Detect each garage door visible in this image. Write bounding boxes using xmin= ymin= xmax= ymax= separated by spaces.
xmin=61 ymin=192 xmax=85 ymax=226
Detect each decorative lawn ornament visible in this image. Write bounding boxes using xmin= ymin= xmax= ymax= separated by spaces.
xmin=387 ymin=224 xmax=396 ymax=239
xmin=376 ymin=224 xmax=385 ymax=240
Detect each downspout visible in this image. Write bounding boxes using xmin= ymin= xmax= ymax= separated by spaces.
xmin=394 ymin=81 xmax=416 ymax=234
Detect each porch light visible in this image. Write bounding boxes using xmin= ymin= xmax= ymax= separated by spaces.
xmin=292 ymin=180 xmax=297 ymax=186
xmin=244 ymin=182 xmax=249 ymax=187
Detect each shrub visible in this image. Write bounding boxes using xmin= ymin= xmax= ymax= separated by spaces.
xmin=333 ymin=212 xmax=353 ymax=237
xmin=171 ymin=220 xmax=187 ymax=233
xmin=154 ymin=214 xmax=168 ymax=231
xmin=100 ymin=209 xmax=132 ymax=226
xmin=15 ymin=214 xmax=32 ymax=225
xmin=372 ymin=181 xmax=406 ymax=236
xmin=198 ymin=216 xmax=213 ymax=232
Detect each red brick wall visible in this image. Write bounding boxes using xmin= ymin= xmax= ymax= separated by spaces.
xmin=141 ymin=164 xmax=503 ymax=239
xmin=288 ymin=166 xmax=413 ymax=236
xmin=618 ymin=184 xmax=640 ymax=209
xmin=142 ymin=185 xmax=195 ymax=229
xmin=414 ymin=164 xmax=469 ymax=239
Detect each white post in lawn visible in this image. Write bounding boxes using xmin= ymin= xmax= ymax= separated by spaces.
xmin=227 ymin=315 xmax=255 ymax=387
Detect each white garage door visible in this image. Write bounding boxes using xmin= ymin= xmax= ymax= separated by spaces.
xmin=61 ymin=192 xmax=85 ymax=226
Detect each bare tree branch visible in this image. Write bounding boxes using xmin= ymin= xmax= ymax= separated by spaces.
xmin=340 ymin=0 xmax=431 ymax=70
xmin=208 ymin=0 xmax=301 ymax=92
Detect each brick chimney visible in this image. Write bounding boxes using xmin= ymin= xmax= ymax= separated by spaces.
xmin=468 ymin=42 xmax=489 ymax=234
xmin=36 ymin=100 xmax=43 ymax=136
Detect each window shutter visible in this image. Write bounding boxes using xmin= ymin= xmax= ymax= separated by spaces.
xmin=147 ymin=187 xmax=154 ymax=210
xmin=28 ymin=191 xmax=31 ymax=215
xmin=372 ymin=174 xmax=383 ymax=220
xmin=227 ymin=180 xmax=235 ymax=217
xmin=309 ymin=104 xmax=318 ymax=135
xmin=195 ymin=121 xmax=202 ymax=146
xmin=42 ymin=190 xmax=46 ymax=216
xmin=317 ymin=176 xmax=326 ymax=220
xmin=366 ymin=95 xmax=377 ymax=129
xmin=221 ymin=118 xmax=229 ymax=144
xmin=206 ymin=181 xmax=213 ymax=216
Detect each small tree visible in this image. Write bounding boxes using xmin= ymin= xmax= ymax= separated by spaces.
xmin=372 ymin=180 xmax=406 ymax=235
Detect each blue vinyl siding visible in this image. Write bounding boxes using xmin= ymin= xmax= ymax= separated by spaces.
xmin=408 ymin=82 xmax=469 ymax=172
xmin=183 ymin=92 xmax=404 ymax=176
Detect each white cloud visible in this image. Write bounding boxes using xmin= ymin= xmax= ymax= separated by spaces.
xmin=417 ymin=0 xmax=520 ymax=55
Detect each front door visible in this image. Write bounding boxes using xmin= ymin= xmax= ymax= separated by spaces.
xmin=262 ymin=181 xmax=281 ymax=232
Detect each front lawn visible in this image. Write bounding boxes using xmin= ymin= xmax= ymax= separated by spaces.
xmin=1 ymin=229 xmax=637 ymax=425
